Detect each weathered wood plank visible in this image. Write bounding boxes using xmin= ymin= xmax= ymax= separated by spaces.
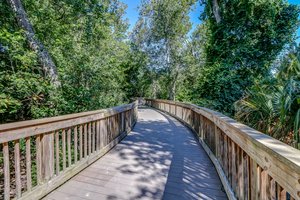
xmin=3 ymin=142 xmax=10 ymax=200
xmin=228 ymin=137 xmax=232 ymax=184
xmin=41 ymin=133 xmax=55 ymax=181
xmin=146 ymin=99 xmax=300 ymax=199
xmin=14 ymin=140 xmax=22 ymax=198
xmin=36 ymin=135 xmax=42 ymax=185
xmin=238 ymin=147 xmax=244 ymax=199
xmin=0 ymin=103 xmax=136 ymax=143
xmin=67 ymin=129 xmax=72 ymax=167
xmin=270 ymin=178 xmax=276 ymax=200
xmin=250 ymin=158 xmax=258 ymax=199
xmin=84 ymin=124 xmax=87 ymax=158
xmin=92 ymin=122 xmax=95 ymax=153
xmin=261 ymin=170 xmax=270 ymax=199
xmin=55 ymin=131 xmax=60 ymax=175
xmin=96 ymin=121 xmax=100 ymax=151
xmin=243 ymin=153 xmax=250 ymax=200
xmin=23 ymin=123 xmax=130 ymax=200
xmin=62 ymin=130 xmax=66 ymax=170
xmin=42 ymin=108 xmax=227 ymax=200
xmin=79 ymin=125 xmax=83 ymax=160
xmin=100 ymin=119 xmax=107 ymax=149
xmin=26 ymin=137 xmax=32 ymax=191
xmin=74 ymin=126 xmax=78 ymax=163
xmin=224 ymin=134 xmax=228 ymax=178
xmin=88 ymin=123 xmax=92 ymax=155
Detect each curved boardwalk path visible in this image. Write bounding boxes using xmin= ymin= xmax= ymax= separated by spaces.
xmin=44 ymin=107 xmax=227 ymax=200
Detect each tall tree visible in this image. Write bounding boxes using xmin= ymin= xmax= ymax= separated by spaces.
xmin=131 ymin=0 xmax=196 ymax=100
xmin=197 ymin=0 xmax=300 ymax=114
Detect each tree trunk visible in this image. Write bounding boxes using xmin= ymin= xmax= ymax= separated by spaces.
xmin=168 ymin=81 xmax=176 ymax=101
xmin=168 ymin=70 xmax=178 ymax=101
xmin=212 ymin=0 xmax=221 ymax=24
xmin=7 ymin=0 xmax=60 ymax=86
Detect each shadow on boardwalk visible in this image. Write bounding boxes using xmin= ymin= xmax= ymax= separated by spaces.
xmin=44 ymin=107 xmax=227 ymax=200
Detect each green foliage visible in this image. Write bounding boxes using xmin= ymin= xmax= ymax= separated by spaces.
xmin=235 ymin=52 xmax=300 ymax=146
xmin=197 ymin=0 xmax=300 ymax=114
xmin=0 ymin=0 xmax=60 ymax=122
xmin=22 ymin=0 xmax=131 ymax=113
xmin=131 ymin=0 xmax=196 ymax=100
xmin=1 ymin=0 xmax=300 ymax=149
xmin=0 ymin=0 xmax=139 ymax=123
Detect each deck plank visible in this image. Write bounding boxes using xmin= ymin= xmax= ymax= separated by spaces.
xmin=44 ymin=107 xmax=227 ymax=200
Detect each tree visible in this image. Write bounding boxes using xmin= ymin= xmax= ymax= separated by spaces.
xmin=235 ymin=50 xmax=300 ymax=148
xmin=6 ymin=0 xmax=59 ymax=86
xmin=0 ymin=0 xmax=132 ymax=122
xmin=131 ymin=0 xmax=196 ymax=100
xmin=197 ymin=0 xmax=300 ymax=114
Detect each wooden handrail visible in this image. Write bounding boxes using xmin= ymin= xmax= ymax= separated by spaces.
xmin=145 ymin=99 xmax=300 ymax=200
xmin=0 ymin=101 xmax=138 ymax=200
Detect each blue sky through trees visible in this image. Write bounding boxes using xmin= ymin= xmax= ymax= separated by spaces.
xmin=121 ymin=0 xmax=300 ymax=42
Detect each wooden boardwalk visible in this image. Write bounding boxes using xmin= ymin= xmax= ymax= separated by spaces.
xmin=43 ymin=107 xmax=227 ymax=200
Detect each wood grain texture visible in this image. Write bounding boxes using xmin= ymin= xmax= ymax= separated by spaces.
xmin=43 ymin=107 xmax=226 ymax=200
xmin=36 ymin=135 xmax=42 ymax=185
xmin=55 ymin=131 xmax=60 ymax=175
xmin=67 ymin=129 xmax=71 ymax=167
xmin=0 ymin=101 xmax=138 ymax=200
xmin=62 ymin=130 xmax=66 ymax=170
xmin=3 ymin=142 xmax=10 ymax=200
xmin=84 ymin=124 xmax=87 ymax=158
xmin=74 ymin=126 xmax=78 ymax=163
xmin=146 ymin=99 xmax=300 ymax=199
xmin=25 ymin=137 xmax=32 ymax=191
xmin=79 ymin=125 xmax=83 ymax=159
xmin=0 ymin=102 xmax=136 ymax=143
xmin=14 ymin=140 xmax=22 ymax=198
xmin=41 ymin=133 xmax=55 ymax=181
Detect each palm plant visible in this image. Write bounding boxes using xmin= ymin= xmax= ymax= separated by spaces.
xmin=235 ymin=53 xmax=300 ymax=148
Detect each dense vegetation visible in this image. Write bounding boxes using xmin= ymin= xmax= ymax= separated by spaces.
xmin=0 ymin=0 xmax=299 ymax=147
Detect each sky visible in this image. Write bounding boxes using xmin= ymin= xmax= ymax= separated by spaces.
xmin=121 ymin=0 xmax=300 ymax=42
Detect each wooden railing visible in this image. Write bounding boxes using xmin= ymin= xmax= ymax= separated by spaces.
xmin=0 ymin=101 xmax=138 ymax=200
xmin=145 ymin=99 xmax=300 ymax=200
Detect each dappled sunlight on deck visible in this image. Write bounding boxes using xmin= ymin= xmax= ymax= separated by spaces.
xmin=43 ymin=107 xmax=227 ymax=200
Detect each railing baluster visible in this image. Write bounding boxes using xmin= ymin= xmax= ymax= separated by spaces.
xmin=3 ymin=142 xmax=10 ymax=200
xmin=26 ymin=137 xmax=32 ymax=191
xmin=67 ymin=129 xmax=71 ymax=167
xmin=238 ymin=147 xmax=244 ymax=199
xmin=14 ymin=140 xmax=21 ymax=198
xmin=84 ymin=124 xmax=87 ymax=158
xmin=243 ymin=153 xmax=250 ymax=200
xmin=36 ymin=135 xmax=42 ymax=185
xmin=92 ymin=122 xmax=95 ymax=153
xmin=88 ymin=123 xmax=92 ymax=155
xmin=0 ymin=101 xmax=138 ymax=199
xmin=74 ymin=126 xmax=78 ymax=163
xmin=270 ymin=178 xmax=276 ymax=200
xmin=250 ymin=158 xmax=258 ymax=199
xmin=96 ymin=121 xmax=100 ymax=151
xmin=228 ymin=137 xmax=232 ymax=184
xmin=231 ymin=141 xmax=237 ymax=195
xmin=79 ymin=125 xmax=83 ymax=159
xmin=62 ymin=130 xmax=66 ymax=170
xmin=100 ymin=119 xmax=106 ymax=149
xmin=261 ymin=169 xmax=270 ymax=199
xmin=55 ymin=131 xmax=60 ymax=175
